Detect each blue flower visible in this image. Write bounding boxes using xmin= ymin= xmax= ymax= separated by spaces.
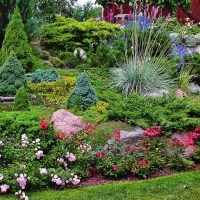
xmin=172 ymin=44 xmax=195 ymax=68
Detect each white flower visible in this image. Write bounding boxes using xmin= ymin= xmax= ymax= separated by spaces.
xmin=39 ymin=168 xmax=48 ymax=175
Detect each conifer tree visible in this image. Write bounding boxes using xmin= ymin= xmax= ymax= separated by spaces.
xmin=0 ymin=53 xmax=27 ymax=95
xmin=13 ymin=87 xmax=30 ymax=111
xmin=67 ymin=72 xmax=98 ymax=110
xmin=2 ymin=7 xmax=34 ymax=71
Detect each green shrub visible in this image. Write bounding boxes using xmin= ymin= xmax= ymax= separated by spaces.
xmin=30 ymin=69 xmax=60 ymax=83
xmin=0 ymin=111 xmax=40 ymax=137
xmin=67 ymin=72 xmax=98 ymax=110
xmin=1 ymin=7 xmax=35 ymax=71
xmin=13 ymin=87 xmax=30 ymax=111
xmin=49 ymin=57 xmax=65 ymax=68
xmin=41 ymin=16 xmax=119 ymax=51
xmin=185 ymin=53 xmax=200 ymax=84
xmin=108 ymin=93 xmax=200 ymax=131
xmin=0 ymin=53 xmax=27 ymax=96
xmin=28 ymin=76 xmax=76 ymax=106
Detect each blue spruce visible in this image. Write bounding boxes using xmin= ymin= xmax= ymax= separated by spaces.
xmin=67 ymin=72 xmax=98 ymax=110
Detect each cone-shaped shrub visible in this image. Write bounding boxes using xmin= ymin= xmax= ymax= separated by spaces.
xmin=13 ymin=87 xmax=30 ymax=111
xmin=2 ymin=7 xmax=34 ymax=71
xmin=67 ymin=72 xmax=98 ymax=110
xmin=0 ymin=53 xmax=27 ymax=95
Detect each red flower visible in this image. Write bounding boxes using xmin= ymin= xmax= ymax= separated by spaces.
xmin=84 ymin=124 xmax=95 ymax=134
xmin=56 ymin=133 xmax=66 ymax=139
xmin=95 ymin=151 xmax=106 ymax=159
xmin=113 ymin=130 xmax=121 ymax=141
xmin=40 ymin=118 xmax=49 ymax=130
xmin=112 ymin=165 xmax=118 ymax=171
xmin=95 ymin=153 xmax=101 ymax=158
xmin=144 ymin=126 xmax=161 ymax=137
xmin=195 ymin=126 xmax=200 ymax=133
xmin=126 ymin=146 xmax=132 ymax=152
xmin=187 ymin=132 xmax=199 ymax=145
xmin=192 ymin=163 xmax=198 ymax=168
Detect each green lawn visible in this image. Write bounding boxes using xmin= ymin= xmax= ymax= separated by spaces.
xmin=2 ymin=171 xmax=200 ymax=200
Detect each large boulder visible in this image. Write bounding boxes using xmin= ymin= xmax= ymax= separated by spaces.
xmin=51 ymin=109 xmax=85 ymax=135
xmin=172 ymin=132 xmax=196 ymax=157
xmin=106 ymin=127 xmax=144 ymax=146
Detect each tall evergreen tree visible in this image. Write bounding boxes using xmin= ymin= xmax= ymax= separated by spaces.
xmin=2 ymin=7 xmax=34 ymax=71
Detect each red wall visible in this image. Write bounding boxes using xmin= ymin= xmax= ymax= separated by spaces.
xmin=104 ymin=0 xmax=200 ymax=23
xmin=177 ymin=0 xmax=200 ymax=22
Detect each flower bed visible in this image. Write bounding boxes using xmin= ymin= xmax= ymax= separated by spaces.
xmin=0 ymin=117 xmax=200 ymax=199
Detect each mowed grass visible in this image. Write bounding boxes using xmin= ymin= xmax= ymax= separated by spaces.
xmin=2 ymin=171 xmax=200 ymax=200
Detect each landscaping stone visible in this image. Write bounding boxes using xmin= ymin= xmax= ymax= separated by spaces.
xmin=51 ymin=109 xmax=85 ymax=135
xmin=176 ymin=89 xmax=187 ymax=98
xmin=144 ymin=89 xmax=169 ymax=98
xmin=189 ymin=82 xmax=200 ymax=94
xmin=196 ymin=45 xmax=200 ymax=54
xmin=106 ymin=127 xmax=144 ymax=146
xmin=172 ymin=132 xmax=196 ymax=157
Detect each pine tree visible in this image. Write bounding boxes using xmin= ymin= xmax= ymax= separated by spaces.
xmin=13 ymin=87 xmax=30 ymax=111
xmin=0 ymin=53 xmax=27 ymax=96
xmin=2 ymin=7 xmax=34 ymax=71
xmin=67 ymin=72 xmax=98 ymax=110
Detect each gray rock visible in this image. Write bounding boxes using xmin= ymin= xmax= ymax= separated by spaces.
xmin=144 ymin=89 xmax=169 ymax=98
xmin=185 ymin=35 xmax=197 ymax=47
xmin=194 ymin=34 xmax=200 ymax=45
xmin=189 ymin=82 xmax=200 ymax=94
xmin=106 ymin=127 xmax=144 ymax=146
xmin=195 ymin=45 xmax=200 ymax=54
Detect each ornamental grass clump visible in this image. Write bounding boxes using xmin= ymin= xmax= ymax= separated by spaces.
xmin=109 ymin=4 xmax=177 ymax=96
xmin=13 ymin=87 xmax=30 ymax=111
xmin=0 ymin=53 xmax=26 ymax=96
xmin=67 ymin=72 xmax=98 ymax=110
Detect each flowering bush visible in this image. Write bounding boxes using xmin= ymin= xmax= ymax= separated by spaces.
xmin=0 ymin=117 xmax=199 ymax=199
xmin=0 ymin=119 xmax=94 ymax=199
xmin=95 ymin=127 xmax=195 ymax=178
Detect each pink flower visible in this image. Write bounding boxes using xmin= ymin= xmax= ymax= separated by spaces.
xmin=0 ymin=174 xmax=4 ymax=181
xmin=40 ymin=118 xmax=49 ymax=130
xmin=113 ymin=130 xmax=121 ymax=141
xmin=0 ymin=184 xmax=9 ymax=193
xmin=16 ymin=174 xmax=27 ymax=190
xmin=144 ymin=126 xmax=161 ymax=137
xmin=66 ymin=152 xmax=76 ymax=162
xmin=72 ymin=175 xmax=80 ymax=185
xmin=57 ymin=158 xmax=64 ymax=164
xmin=142 ymin=147 xmax=148 ymax=152
xmin=36 ymin=150 xmax=44 ymax=159
xmin=112 ymin=165 xmax=118 ymax=171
